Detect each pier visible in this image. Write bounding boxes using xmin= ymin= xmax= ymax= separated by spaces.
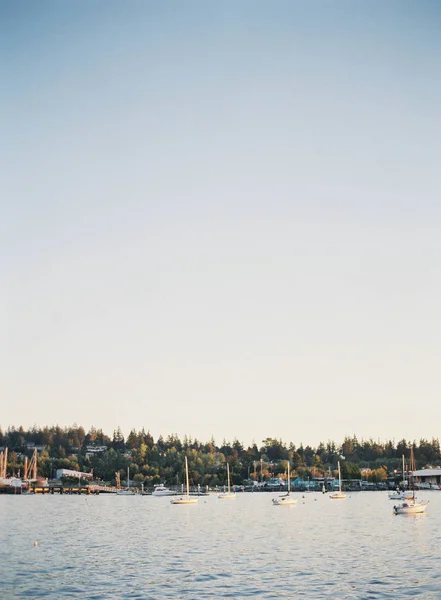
xmin=0 ymin=484 xmax=106 ymax=495
xmin=29 ymin=486 xmax=101 ymax=495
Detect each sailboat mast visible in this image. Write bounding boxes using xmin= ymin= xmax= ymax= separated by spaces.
xmin=185 ymin=457 xmax=189 ymax=496
xmin=402 ymin=454 xmax=405 ymax=489
xmin=410 ymin=447 xmax=416 ymax=500
xmin=227 ymin=463 xmax=230 ymax=493
xmin=338 ymin=461 xmax=342 ymax=492
xmin=127 ymin=466 xmax=129 ymax=489
xmin=287 ymin=461 xmax=290 ymax=494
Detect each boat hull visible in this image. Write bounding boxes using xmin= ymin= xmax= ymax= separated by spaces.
xmin=389 ymin=491 xmax=414 ymax=500
xmin=272 ymin=496 xmax=297 ymax=506
xmin=393 ymin=501 xmax=429 ymax=515
xmin=170 ymin=496 xmax=198 ymax=505
xmin=152 ymin=490 xmax=176 ymax=496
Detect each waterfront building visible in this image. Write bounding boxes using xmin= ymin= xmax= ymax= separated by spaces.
xmin=413 ymin=467 xmax=441 ymax=488
xmin=55 ymin=469 xmax=93 ymax=480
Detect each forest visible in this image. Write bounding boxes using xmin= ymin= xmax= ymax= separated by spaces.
xmin=1 ymin=425 xmax=440 ymax=487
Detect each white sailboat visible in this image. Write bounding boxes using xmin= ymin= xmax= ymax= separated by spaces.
xmin=218 ymin=462 xmax=236 ymax=499
xmin=272 ymin=461 xmax=297 ymax=506
xmin=393 ymin=448 xmax=429 ymax=515
xmin=389 ymin=455 xmax=413 ymax=500
xmin=394 ymin=498 xmax=429 ymax=514
xmin=117 ymin=467 xmax=136 ymax=495
xmin=170 ymin=457 xmax=198 ymax=505
xmin=329 ymin=461 xmax=346 ymax=500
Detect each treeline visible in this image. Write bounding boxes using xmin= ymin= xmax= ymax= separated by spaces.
xmin=1 ymin=425 xmax=440 ymax=487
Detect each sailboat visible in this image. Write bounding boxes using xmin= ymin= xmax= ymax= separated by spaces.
xmin=329 ymin=461 xmax=346 ymax=499
xmin=170 ymin=457 xmax=198 ymax=505
xmin=116 ymin=467 xmax=136 ymax=495
xmin=218 ymin=462 xmax=236 ymax=499
xmin=272 ymin=461 xmax=297 ymax=506
xmin=393 ymin=448 xmax=429 ymax=515
xmin=389 ymin=455 xmax=413 ymax=500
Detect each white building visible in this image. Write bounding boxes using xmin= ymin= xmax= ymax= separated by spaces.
xmin=56 ymin=469 xmax=93 ymax=480
xmin=413 ymin=467 xmax=441 ymax=487
xmin=85 ymin=445 xmax=108 ymax=459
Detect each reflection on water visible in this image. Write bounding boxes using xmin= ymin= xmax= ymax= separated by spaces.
xmin=1 ymin=491 xmax=440 ymax=598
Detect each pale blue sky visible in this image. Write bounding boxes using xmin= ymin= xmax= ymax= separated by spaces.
xmin=2 ymin=1 xmax=441 ymax=447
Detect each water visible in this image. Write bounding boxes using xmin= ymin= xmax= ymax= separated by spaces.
xmin=1 ymin=491 xmax=441 ymax=599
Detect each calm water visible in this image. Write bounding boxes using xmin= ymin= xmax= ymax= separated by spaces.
xmin=1 ymin=491 xmax=441 ymax=599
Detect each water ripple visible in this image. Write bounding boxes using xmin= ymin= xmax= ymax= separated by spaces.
xmin=1 ymin=492 xmax=441 ymax=598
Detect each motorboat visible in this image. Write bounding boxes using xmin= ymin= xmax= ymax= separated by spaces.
xmin=388 ymin=489 xmax=414 ymax=501
xmin=389 ymin=490 xmax=404 ymax=500
xmin=152 ymin=484 xmax=176 ymax=496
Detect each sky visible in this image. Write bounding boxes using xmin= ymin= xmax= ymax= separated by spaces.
xmin=1 ymin=1 xmax=441 ymax=448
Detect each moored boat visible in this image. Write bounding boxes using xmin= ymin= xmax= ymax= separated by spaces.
xmin=272 ymin=461 xmax=297 ymax=506
xmin=152 ymin=484 xmax=176 ymax=496
xmin=329 ymin=461 xmax=346 ymax=500
xmin=218 ymin=462 xmax=236 ymax=500
xmin=389 ymin=455 xmax=412 ymax=500
xmin=393 ymin=499 xmax=429 ymax=515
xmin=393 ymin=448 xmax=429 ymax=515
xmin=170 ymin=457 xmax=198 ymax=505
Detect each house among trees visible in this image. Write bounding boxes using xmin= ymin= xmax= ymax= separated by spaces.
xmin=85 ymin=445 xmax=108 ymax=458
xmin=24 ymin=442 xmax=46 ymax=451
